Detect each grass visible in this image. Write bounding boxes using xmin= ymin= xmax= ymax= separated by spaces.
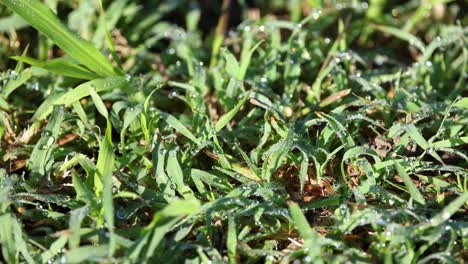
xmin=0 ymin=0 xmax=467 ymax=263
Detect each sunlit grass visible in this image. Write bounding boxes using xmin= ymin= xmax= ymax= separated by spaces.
xmin=0 ymin=0 xmax=467 ymax=263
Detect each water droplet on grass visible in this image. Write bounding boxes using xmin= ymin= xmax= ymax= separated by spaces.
xmin=169 ymin=91 xmax=177 ymax=98
xmin=31 ymin=82 xmax=39 ymax=91
xmin=116 ymin=210 xmax=127 ymax=220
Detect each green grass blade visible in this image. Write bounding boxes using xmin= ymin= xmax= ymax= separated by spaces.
xmin=289 ymin=202 xmax=317 ymax=240
xmin=395 ymin=162 xmax=426 ymax=205
xmin=11 ymin=56 xmax=100 ymax=80
xmin=121 ymin=105 xmax=142 ymax=150
xmin=374 ymin=25 xmax=426 ymax=53
xmin=159 ymin=112 xmax=201 ymax=144
xmin=69 ymin=206 xmax=88 ymax=249
xmin=129 ymin=199 xmax=200 ymax=261
xmin=453 ymin=97 xmax=468 ymax=109
xmin=97 ymin=0 xmax=123 ymax=72
xmin=89 ymin=87 xmax=109 ymax=119
xmin=1 ymin=68 xmax=32 ymax=99
xmin=12 ymin=216 xmax=34 ymax=264
xmin=33 ymin=76 xmax=128 ymax=120
xmin=227 ymin=216 xmax=237 ymax=264
xmin=223 ymin=49 xmax=240 ymax=80
xmin=404 ymin=124 xmax=443 ymax=163
xmin=167 ymin=149 xmax=194 ymax=199
xmin=432 ymin=137 xmax=468 ymax=149
xmin=39 ymin=235 xmax=68 ymax=263
xmin=239 ymin=40 xmax=262 ymax=80
xmin=318 ymin=112 xmax=355 ymax=148
xmin=1 ymin=0 xmax=117 ymax=77
xmin=428 ymin=191 xmax=468 ymax=226
xmin=2 ymin=46 xmax=31 ymax=98
xmin=215 ymin=91 xmax=250 ymax=132
xmin=94 ymin=121 xmax=116 ymax=255
xmin=63 ymin=245 xmax=109 ymax=263
xmin=190 ymin=169 xmax=232 ymax=192
xmin=28 ymin=105 xmax=65 ymax=177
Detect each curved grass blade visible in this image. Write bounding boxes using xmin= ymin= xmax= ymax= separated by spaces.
xmin=404 ymin=124 xmax=443 ymax=163
xmin=1 ymin=0 xmax=117 ymax=77
xmin=121 ymin=105 xmax=143 ymax=150
xmin=11 ymin=56 xmax=100 ymax=80
xmin=427 ymin=191 xmax=468 ymax=227
xmin=128 ymin=199 xmax=200 ymax=261
xmin=33 ymin=76 xmax=128 ymax=120
xmin=373 ymin=25 xmax=425 ymax=53
xmin=88 ymin=87 xmax=109 ymax=119
xmin=167 ymin=149 xmax=194 ymax=199
xmin=0 ymin=214 xmax=34 ymax=263
xmin=215 ymin=91 xmax=250 ymax=132
xmin=28 ymin=105 xmax=65 ymax=178
xmin=2 ymin=46 xmax=31 ymax=98
xmin=394 ymin=162 xmax=425 ymax=205
xmin=63 ymin=245 xmax=109 ymax=263
xmin=39 ymin=235 xmax=68 ymax=263
xmin=190 ymin=169 xmax=232 ymax=192
xmin=159 ymin=112 xmax=200 ymax=144
xmin=317 ymin=112 xmax=355 ymax=148
xmin=1 ymin=68 xmax=32 ymax=99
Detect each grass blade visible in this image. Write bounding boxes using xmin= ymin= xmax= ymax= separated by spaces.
xmin=159 ymin=112 xmax=200 ymax=144
xmin=33 ymin=76 xmax=128 ymax=120
xmin=1 ymin=0 xmax=117 ymax=77
xmin=227 ymin=216 xmax=237 ymax=264
xmin=28 ymin=105 xmax=65 ymax=177
xmin=94 ymin=121 xmax=116 ymax=255
xmin=374 ymin=25 xmax=426 ymax=53
xmin=11 ymin=56 xmax=100 ymax=80
xmin=63 ymin=245 xmax=109 ymax=263
xmin=167 ymin=149 xmax=194 ymax=199
xmin=395 ymin=162 xmax=425 ymax=205
xmin=404 ymin=124 xmax=443 ymax=163
xmin=289 ymin=202 xmax=316 ymax=240
xmin=428 ymin=191 xmax=468 ymax=226
xmin=215 ymin=91 xmax=250 ymax=132
xmin=1 ymin=68 xmax=32 ymax=98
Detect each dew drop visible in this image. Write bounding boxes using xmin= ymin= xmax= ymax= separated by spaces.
xmin=31 ymin=82 xmax=40 ymax=91
xmin=116 ymin=210 xmax=127 ymax=220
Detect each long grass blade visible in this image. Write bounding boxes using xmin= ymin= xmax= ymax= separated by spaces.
xmin=1 ymin=0 xmax=117 ymax=77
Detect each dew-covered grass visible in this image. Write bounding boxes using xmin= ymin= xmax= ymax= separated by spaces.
xmin=0 ymin=0 xmax=467 ymax=263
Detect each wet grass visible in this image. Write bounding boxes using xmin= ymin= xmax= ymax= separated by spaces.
xmin=0 ymin=0 xmax=467 ymax=263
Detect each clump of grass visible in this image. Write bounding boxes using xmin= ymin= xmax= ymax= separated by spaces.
xmin=0 ymin=0 xmax=467 ymax=263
